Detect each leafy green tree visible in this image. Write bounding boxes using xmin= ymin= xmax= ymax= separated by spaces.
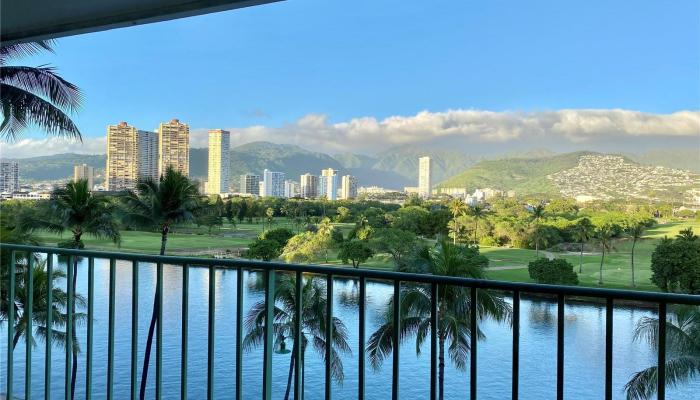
xmin=448 ymin=199 xmax=467 ymax=244
xmin=281 ymin=232 xmax=323 ymax=263
xmin=121 ymin=167 xmax=202 ymax=399
xmin=528 ymin=258 xmax=579 ymax=285
xmin=571 ymin=218 xmax=594 ymax=273
xmin=625 ymin=305 xmax=700 ymax=400
xmin=1 ymin=40 xmax=82 ymax=140
xmin=372 ymin=228 xmax=418 ymax=268
xmin=338 ymin=239 xmax=374 ymax=268
xmin=243 ymin=274 xmax=351 ymax=400
xmin=261 ymin=228 xmax=294 ymax=247
xmin=390 ymin=206 xmax=430 ymax=236
xmin=595 ymin=225 xmax=615 ymax=285
xmin=20 ymin=179 xmax=119 ymax=398
xmin=468 ymin=204 xmax=489 ymax=245
xmin=626 ymin=220 xmax=647 ymax=287
xmin=650 ymin=229 xmax=700 ymax=293
xmin=247 ymin=238 xmax=283 ymax=261
xmin=366 ymin=239 xmax=511 ymax=400
xmin=336 ymin=206 xmax=351 ymax=222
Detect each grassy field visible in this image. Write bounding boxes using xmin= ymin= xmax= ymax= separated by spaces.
xmin=34 ymin=218 xmax=699 ymax=291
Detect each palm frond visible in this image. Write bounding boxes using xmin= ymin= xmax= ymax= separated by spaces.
xmin=1 ymin=65 xmax=82 ymax=112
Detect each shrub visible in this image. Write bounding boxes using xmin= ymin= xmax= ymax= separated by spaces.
xmin=528 ymin=258 xmax=579 ymax=285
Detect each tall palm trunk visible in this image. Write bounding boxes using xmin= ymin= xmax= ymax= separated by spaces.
xmin=438 ymin=332 xmax=445 ymax=400
xmin=140 ymin=227 xmax=168 ymax=400
xmin=598 ymin=247 xmax=605 ymax=285
xmin=453 ymin=218 xmax=458 ymax=245
xmin=630 ymin=238 xmax=637 ymax=287
xmin=283 ymin=345 xmax=296 ymax=400
xmin=474 ymin=220 xmax=478 ymax=245
xmin=535 ymin=241 xmax=539 ymax=258
xmin=579 ymin=242 xmax=584 ymax=273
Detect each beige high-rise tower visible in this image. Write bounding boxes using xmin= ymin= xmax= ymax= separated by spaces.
xmin=73 ymin=164 xmax=94 ymax=190
xmin=206 ymin=129 xmax=230 ymax=195
xmin=158 ymin=119 xmax=189 ymax=176
xmin=418 ymin=156 xmax=432 ymax=198
xmin=106 ymin=122 xmax=139 ymax=190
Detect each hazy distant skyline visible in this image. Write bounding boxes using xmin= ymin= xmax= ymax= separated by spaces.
xmin=1 ymin=0 xmax=699 ymax=157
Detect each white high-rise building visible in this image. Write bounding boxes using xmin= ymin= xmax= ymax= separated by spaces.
xmin=319 ymin=168 xmax=338 ymax=200
xmin=261 ymin=169 xmax=285 ymax=197
xmin=106 ymin=122 xmax=139 ymax=190
xmin=137 ymin=130 xmax=159 ymax=182
xmin=240 ymin=174 xmax=260 ymax=195
xmin=0 ymin=161 xmax=19 ymax=193
xmin=158 ymin=118 xmax=189 ymax=176
xmin=284 ymin=180 xmax=299 ymax=198
xmin=73 ymin=164 xmax=94 ymax=190
xmin=340 ymin=175 xmax=358 ymax=200
xmin=418 ymin=156 xmax=432 ymax=198
xmin=300 ymin=173 xmax=319 ymax=199
xmin=206 ymin=129 xmax=230 ymax=195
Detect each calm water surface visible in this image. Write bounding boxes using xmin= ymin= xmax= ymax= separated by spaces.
xmin=1 ymin=257 xmax=698 ymax=399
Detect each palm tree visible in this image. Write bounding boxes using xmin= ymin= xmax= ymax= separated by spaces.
xmin=243 ymin=274 xmax=351 ymax=400
xmin=317 ymin=217 xmax=334 ymax=263
xmin=366 ymin=239 xmax=511 ymax=400
xmin=572 ymin=218 xmax=594 ymax=273
xmin=1 ymin=40 xmax=82 ymax=140
xmin=121 ymin=167 xmax=202 ymax=400
xmin=625 ymin=305 xmax=700 ymax=400
xmin=448 ymin=199 xmax=467 ymax=244
xmin=469 ymin=204 xmax=488 ymax=245
xmin=265 ymin=207 xmax=275 ymax=232
xmin=626 ymin=221 xmax=647 ymax=287
xmin=19 ymin=179 xmax=119 ymax=399
xmin=531 ymin=204 xmax=546 ymax=224
xmin=595 ymin=225 xmax=614 ymax=285
xmin=530 ymin=204 xmax=546 ymax=257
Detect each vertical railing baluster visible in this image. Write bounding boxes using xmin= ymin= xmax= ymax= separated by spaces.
xmin=181 ymin=264 xmax=189 ymax=400
xmin=132 ymin=260 xmax=139 ymax=400
xmin=6 ymin=251 xmax=16 ymax=399
xmin=358 ymin=277 xmax=366 ymax=400
xmin=45 ymin=253 xmax=53 ymax=400
xmin=605 ymin=298 xmax=613 ymax=400
xmin=512 ymin=290 xmax=520 ymax=400
xmin=65 ymin=255 xmax=74 ymax=400
xmin=235 ymin=267 xmax=243 ymax=400
xmin=107 ymin=259 xmax=116 ymax=400
xmin=262 ymin=269 xmax=276 ymax=400
xmin=557 ymin=294 xmax=565 ymax=400
xmin=208 ymin=265 xmax=216 ymax=400
xmin=392 ymin=280 xmax=400 ymax=400
xmin=156 ymin=262 xmax=163 ymax=399
xmin=325 ymin=275 xmax=334 ymax=400
xmin=430 ymin=282 xmax=437 ymax=400
xmin=25 ymin=252 xmax=34 ymax=400
xmin=470 ymin=288 xmax=477 ymax=400
xmin=86 ymin=257 xmax=94 ymax=400
xmin=294 ymin=271 xmax=303 ymax=400
xmin=657 ymin=302 xmax=667 ymax=400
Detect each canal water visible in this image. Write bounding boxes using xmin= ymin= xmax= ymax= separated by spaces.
xmin=1 ymin=257 xmax=697 ymax=399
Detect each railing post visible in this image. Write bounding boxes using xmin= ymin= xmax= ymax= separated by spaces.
xmin=430 ymin=283 xmax=438 ymax=400
xmin=181 ymin=263 xmax=189 ymax=400
xmin=235 ymin=267 xmax=243 ymax=400
xmin=325 ymin=274 xmax=334 ymax=400
xmin=392 ymin=280 xmax=400 ymax=400
xmin=512 ymin=290 xmax=520 ymax=400
xmin=156 ymin=262 xmax=163 ymax=399
xmin=262 ymin=269 xmax=276 ymax=400
xmin=294 ymin=271 xmax=303 ymax=400
xmin=45 ymin=253 xmax=53 ymax=400
xmin=358 ymin=277 xmax=367 ymax=400
xmin=605 ymin=298 xmax=613 ymax=400
xmin=208 ymin=264 xmax=216 ymax=400
xmin=657 ymin=302 xmax=667 ymax=400
xmin=131 ymin=260 xmax=139 ymax=400
xmin=65 ymin=255 xmax=74 ymax=400
xmin=470 ymin=288 xmax=477 ymax=400
xmin=557 ymin=294 xmax=565 ymax=400
xmin=108 ymin=258 xmax=116 ymax=400
xmin=86 ymin=257 xmax=95 ymax=400
xmin=6 ymin=251 xmax=16 ymax=399
xmin=25 ymin=252 xmax=34 ymax=400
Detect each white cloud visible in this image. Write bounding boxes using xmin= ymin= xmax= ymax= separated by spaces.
xmin=3 ymin=109 xmax=698 ymax=158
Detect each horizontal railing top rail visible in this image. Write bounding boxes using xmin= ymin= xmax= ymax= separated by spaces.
xmin=3 ymin=243 xmax=699 ymax=305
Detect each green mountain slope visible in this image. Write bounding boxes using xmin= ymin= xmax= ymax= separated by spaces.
xmin=371 ymin=144 xmax=480 ymax=183
xmin=438 ymin=151 xmax=596 ymax=195
xmin=3 ymin=153 xmax=106 ymax=181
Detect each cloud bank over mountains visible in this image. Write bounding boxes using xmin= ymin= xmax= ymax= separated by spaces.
xmin=3 ymin=109 xmax=698 ymax=158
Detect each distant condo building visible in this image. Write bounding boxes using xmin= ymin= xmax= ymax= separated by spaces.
xmin=73 ymin=164 xmax=94 ymax=190
xmin=261 ymin=169 xmax=285 ymax=197
xmin=284 ymin=180 xmax=299 ymax=198
xmin=0 ymin=161 xmax=19 ymax=193
xmin=206 ymin=129 xmax=230 ymax=195
xmin=158 ymin=119 xmax=189 ymax=176
xmin=137 ymin=130 xmax=159 ymax=182
xmin=340 ymin=175 xmax=358 ymax=199
xmin=300 ymin=173 xmax=319 ymax=199
xmin=418 ymin=156 xmax=432 ymax=198
xmin=106 ymin=122 xmax=139 ymax=190
xmin=319 ymin=168 xmax=338 ymax=200
xmin=240 ymin=174 xmax=260 ymax=195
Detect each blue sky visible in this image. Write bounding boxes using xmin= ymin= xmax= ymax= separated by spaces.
xmin=5 ymin=0 xmax=700 ymax=155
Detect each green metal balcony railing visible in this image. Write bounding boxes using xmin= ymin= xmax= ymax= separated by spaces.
xmin=2 ymin=244 xmax=700 ymax=400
